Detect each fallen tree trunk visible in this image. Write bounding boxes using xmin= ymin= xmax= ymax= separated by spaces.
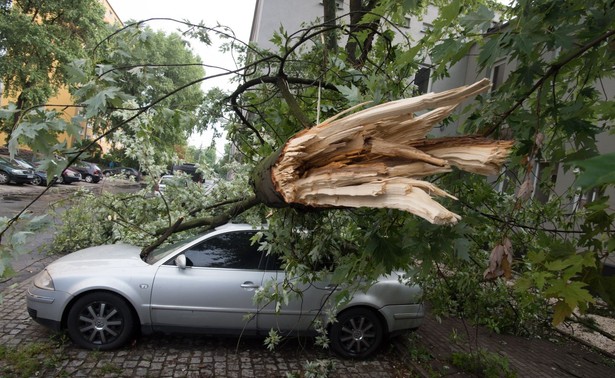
xmin=251 ymin=79 xmax=514 ymax=225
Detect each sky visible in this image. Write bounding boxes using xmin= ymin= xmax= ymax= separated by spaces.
xmin=106 ymin=0 xmax=258 ymax=150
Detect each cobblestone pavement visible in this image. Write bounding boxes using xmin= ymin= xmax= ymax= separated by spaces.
xmin=1 ymin=275 xmax=412 ymax=377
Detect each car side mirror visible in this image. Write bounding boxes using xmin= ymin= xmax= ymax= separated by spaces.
xmin=175 ymin=255 xmax=187 ymax=269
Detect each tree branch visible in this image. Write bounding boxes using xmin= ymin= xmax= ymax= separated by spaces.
xmin=276 ymin=76 xmax=311 ymax=128
xmin=482 ymin=28 xmax=615 ymax=137
xmin=153 ymin=195 xmax=261 ymax=236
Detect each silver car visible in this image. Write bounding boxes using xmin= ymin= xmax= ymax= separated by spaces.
xmin=27 ymin=223 xmax=424 ymax=358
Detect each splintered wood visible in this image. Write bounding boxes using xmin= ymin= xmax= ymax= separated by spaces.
xmin=264 ymin=79 xmax=514 ymax=224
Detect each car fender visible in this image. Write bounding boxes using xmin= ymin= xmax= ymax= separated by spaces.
xmin=61 ymin=276 xmax=154 ymax=326
xmin=332 ymin=278 xmax=422 ymax=331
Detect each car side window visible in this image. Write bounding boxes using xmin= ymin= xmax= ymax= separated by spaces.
xmin=182 ymin=231 xmax=264 ymax=270
xmin=261 ymin=253 xmax=284 ymax=271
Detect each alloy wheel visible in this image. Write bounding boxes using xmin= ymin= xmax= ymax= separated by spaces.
xmin=330 ymin=308 xmax=383 ymax=359
xmin=67 ymin=292 xmax=134 ymax=350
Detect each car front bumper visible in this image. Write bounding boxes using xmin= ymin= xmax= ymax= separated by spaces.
xmin=11 ymin=174 xmax=34 ymax=184
xmin=26 ymin=285 xmax=73 ymax=331
xmin=62 ymin=174 xmax=81 ymax=183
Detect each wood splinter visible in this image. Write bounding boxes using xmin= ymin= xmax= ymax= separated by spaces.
xmin=252 ymin=79 xmax=514 ymax=225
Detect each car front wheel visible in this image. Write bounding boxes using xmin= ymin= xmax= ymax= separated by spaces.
xmin=0 ymin=171 xmax=10 ymax=184
xmin=66 ymin=292 xmax=135 ymax=350
xmin=330 ymin=308 xmax=384 ymax=359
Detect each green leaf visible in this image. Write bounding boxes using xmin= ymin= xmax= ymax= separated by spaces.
xmin=477 ymin=37 xmax=502 ymax=70
xmin=454 ymin=238 xmax=470 ymax=261
xmin=460 ymin=5 xmax=494 ymax=32
xmin=335 ymin=84 xmax=362 ymax=105
xmin=573 ymin=153 xmax=615 ymax=188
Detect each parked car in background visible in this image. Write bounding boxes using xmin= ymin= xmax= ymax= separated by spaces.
xmin=102 ymin=167 xmax=142 ymax=181
xmin=72 ymin=161 xmax=103 ymax=183
xmin=12 ymin=158 xmax=52 ymax=186
xmin=171 ymin=162 xmax=202 ymax=182
xmin=26 ymin=223 xmax=424 ymax=358
xmin=0 ymin=156 xmax=35 ymax=185
xmin=57 ymin=167 xmax=82 ymax=184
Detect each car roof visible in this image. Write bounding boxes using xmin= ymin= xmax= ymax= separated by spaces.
xmin=213 ymin=223 xmax=265 ymax=233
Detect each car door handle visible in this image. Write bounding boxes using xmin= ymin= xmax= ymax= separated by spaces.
xmin=240 ymin=282 xmax=260 ymax=289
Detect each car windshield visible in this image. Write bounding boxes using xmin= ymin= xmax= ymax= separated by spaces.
xmin=145 ymin=232 xmax=208 ymax=264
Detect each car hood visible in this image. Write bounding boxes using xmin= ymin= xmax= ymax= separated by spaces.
xmin=46 ymin=244 xmax=146 ymax=273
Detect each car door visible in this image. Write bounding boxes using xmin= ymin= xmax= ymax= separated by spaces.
xmin=256 ymin=252 xmax=338 ymax=334
xmin=149 ymin=231 xmax=265 ymax=333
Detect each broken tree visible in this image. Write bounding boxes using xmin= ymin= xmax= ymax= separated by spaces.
xmin=251 ymin=79 xmax=514 ymax=225
xmin=145 ymin=79 xmax=512 ymax=257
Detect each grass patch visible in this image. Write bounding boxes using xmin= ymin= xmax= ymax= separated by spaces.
xmin=450 ymin=348 xmax=517 ymax=378
xmin=0 ymin=340 xmax=66 ymax=377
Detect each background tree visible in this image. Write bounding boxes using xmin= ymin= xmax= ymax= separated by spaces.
xmin=102 ymin=25 xmax=205 ymax=146
xmin=0 ymin=0 xmax=108 ymax=137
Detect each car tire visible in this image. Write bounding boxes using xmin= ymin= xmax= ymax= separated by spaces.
xmin=330 ymin=308 xmax=384 ymax=359
xmin=57 ymin=175 xmax=65 ymax=184
xmin=66 ymin=292 xmax=135 ymax=350
xmin=31 ymin=175 xmax=43 ymax=186
xmin=0 ymin=171 xmax=10 ymax=184
xmin=84 ymin=174 xmax=93 ymax=183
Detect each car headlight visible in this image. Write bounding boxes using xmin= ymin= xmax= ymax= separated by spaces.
xmin=33 ymin=270 xmax=55 ymax=291
xmin=10 ymin=168 xmax=23 ymax=174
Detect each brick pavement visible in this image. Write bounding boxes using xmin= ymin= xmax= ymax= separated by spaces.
xmin=403 ymin=308 xmax=615 ymax=377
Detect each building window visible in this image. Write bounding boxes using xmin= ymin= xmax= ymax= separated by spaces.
xmin=414 ymin=66 xmax=431 ymax=95
xmin=489 ymin=61 xmax=506 ymax=91
xmin=532 ymin=161 xmax=557 ymax=204
xmin=421 ymin=22 xmax=433 ymax=34
xmin=320 ymin=0 xmax=343 ymax=10
xmin=495 ymin=166 xmax=519 ymax=194
xmin=573 ymin=187 xmax=603 ymax=212
xmin=497 ymin=161 xmax=557 ymax=204
xmin=398 ymin=16 xmax=411 ymax=29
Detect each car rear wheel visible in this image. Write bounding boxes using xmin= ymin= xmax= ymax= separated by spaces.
xmin=66 ymin=292 xmax=135 ymax=350
xmin=0 ymin=171 xmax=9 ymax=184
xmin=84 ymin=174 xmax=93 ymax=183
xmin=330 ymin=308 xmax=384 ymax=359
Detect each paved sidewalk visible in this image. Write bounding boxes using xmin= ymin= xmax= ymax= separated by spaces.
xmin=402 ymin=308 xmax=615 ymax=377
